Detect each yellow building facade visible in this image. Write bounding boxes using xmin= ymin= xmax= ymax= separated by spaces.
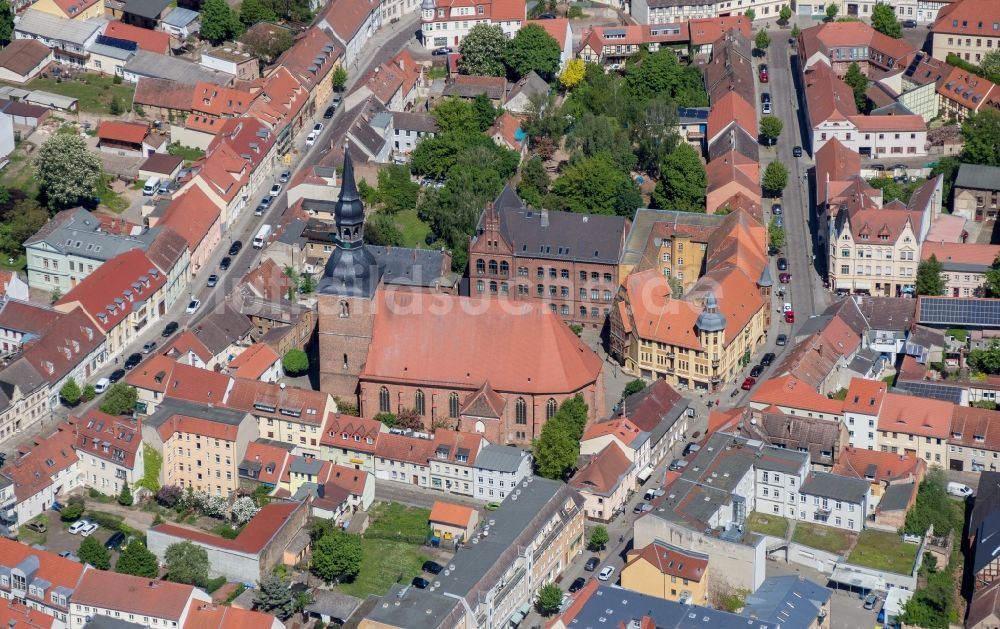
xmin=622 ymin=540 xmax=710 ymax=603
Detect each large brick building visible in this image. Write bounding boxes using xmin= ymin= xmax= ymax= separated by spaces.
xmin=467 ymin=185 xmax=628 ymax=329
xmin=316 ymin=150 xmax=605 ymax=443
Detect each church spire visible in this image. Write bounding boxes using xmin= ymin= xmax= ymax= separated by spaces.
xmin=334 ymin=145 xmax=365 ymax=248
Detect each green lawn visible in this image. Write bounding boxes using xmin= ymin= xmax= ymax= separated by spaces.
xmin=0 ymin=151 xmax=39 ymax=199
xmin=167 ymin=143 xmax=206 ymax=162
xmin=848 ymin=530 xmax=918 ymax=575
xmin=366 ymin=502 xmax=432 ymax=543
xmin=336 ymin=538 xmax=429 ymax=598
xmin=97 ymin=177 xmax=129 ymax=214
xmin=792 ymin=522 xmax=855 ymax=554
xmin=746 ymin=512 xmax=789 ymax=538
xmin=393 ymin=208 xmax=432 ymax=249
xmin=25 ymin=74 xmax=135 ymax=115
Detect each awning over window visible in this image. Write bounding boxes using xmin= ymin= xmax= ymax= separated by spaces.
xmin=637 ymin=465 xmax=655 ymax=482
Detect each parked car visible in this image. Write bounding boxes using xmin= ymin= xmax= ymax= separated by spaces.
xmin=741 ymin=377 xmax=756 ymax=390
xmin=26 ymin=521 xmax=47 ymax=533
xmin=776 ymin=334 xmax=788 ymax=346
xmin=142 ymin=341 xmax=157 ymax=354
xmin=779 ymin=273 xmax=792 ymax=284
xmin=758 ymin=64 xmax=769 ymax=82
xmin=569 ymin=577 xmax=587 ymax=593
xmin=761 ymin=92 xmax=771 ymax=104
xmin=584 ymin=556 xmax=600 ymax=571
xmin=229 ymin=241 xmax=243 ymax=256
xmin=947 ymin=482 xmax=974 ymax=497
xmin=777 ymin=257 xmax=788 ymax=270
xmin=902 ymin=19 xmax=917 ymax=28
xmin=105 ymin=531 xmax=126 ymax=551
xmin=108 ymin=369 xmax=126 ymax=383
xmin=771 ymin=203 xmax=782 ymax=215
xmin=323 ymin=106 xmax=336 ymax=119
xmin=761 ymin=352 xmax=776 ymax=366
xmin=432 ymin=47 xmax=453 ymax=55
xmin=864 ymin=593 xmax=879 ymax=610
xmin=761 ymin=100 xmax=772 ymax=115
xmin=423 ymin=561 xmax=443 ymax=574
xmin=633 ymin=502 xmax=653 ymax=514
xmin=793 ymin=146 xmax=803 ymax=157
xmin=270 ymin=183 xmax=283 ymax=196
xmin=68 ymin=520 xmax=90 ymax=535
xmin=305 ymin=132 xmax=317 ymax=146
xmin=206 ymin=274 xmax=219 ymax=287
xmin=260 ymin=196 xmax=273 ymax=208
xmin=411 ymin=577 xmax=429 ymax=589
xmin=124 ymin=353 xmax=142 ymax=369
xmin=186 ymin=299 xmax=201 ymax=314
xmin=279 ymin=170 xmax=291 ymax=183
xmin=161 ymin=321 xmax=178 ymax=337
xmin=683 ymin=443 xmax=701 ymax=456
xmin=668 ymin=459 xmax=689 ymax=471
xmin=784 ymin=310 xmax=795 ymax=323
xmin=219 ymin=257 xmax=232 ymax=271
xmin=94 ymin=377 xmax=110 ymax=394
xmin=598 ymin=566 xmax=616 ymax=581
xmin=644 ymin=487 xmax=662 ymax=501
xmin=255 ymin=203 xmax=267 ymax=216
xmin=312 ymin=123 xmax=324 ymax=133
xmin=750 ymin=364 xmax=764 ymax=378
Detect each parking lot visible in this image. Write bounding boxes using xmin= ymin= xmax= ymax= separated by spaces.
xmin=22 ymin=509 xmax=126 ymax=563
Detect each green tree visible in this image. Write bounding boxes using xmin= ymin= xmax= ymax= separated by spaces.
xmin=760 ymin=115 xmax=783 ymax=145
xmin=79 ymin=536 xmax=111 ymax=570
xmin=778 ymin=4 xmax=792 ymax=23
xmin=310 ymin=530 xmax=363 ymax=583
xmin=916 ymin=254 xmax=945 ymax=296
xmin=651 ymin=143 xmax=705 ymax=212
xmin=961 ymin=108 xmax=1000 ymax=167
xmin=744 ymin=8 xmax=755 ymax=19
xmin=536 ymin=583 xmax=563 ymax=615
xmin=116 ymin=540 xmax=160 ymax=578
xmin=254 ymin=575 xmax=295 ymax=619
xmin=239 ymin=25 xmax=293 ymax=63
xmin=331 ymin=66 xmax=348 ymax=91
xmin=871 ymin=3 xmax=902 ymax=38
xmin=825 ymin=3 xmax=839 ymax=20
xmin=549 ymin=154 xmax=641 ymax=216
xmin=518 ymin=156 xmax=550 ymax=207
xmin=844 ymin=62 xmax=869 ymax=112
xmin=898 ymin=569 xmax=954 ymax=629
xmin=633 ymin=96 xmax=679 ymax=178
xmin=981 ymin=50 xmax=1000 ymax=82
xmin=109 ymin=95 xmax=122 ymax=115
xmin=239 ymin=0 xmax=277 ymax=27
xmin=458 ymin=24 xmax=508 ymax=77
xmin=565 ymin=113 xmax=636 ymax=173
xmin=431 ymin=98 xmax=481 ymax=134
xmin=559 ymin=58 xmax=585 ymax=89
xmin=282 ymin=349 xmax=309 ymax=375
xmin=117 ymin=482 xmax=133 ymax=506
xmin=0 ymin=0 xmax=13 ymax=46
xmin=931 ymin=155 xmax=962 ymax=201
xmin=60 ymin=502 xmax=84 ymax=521
xmin=60 ymin=378 xmax=82 ymax=406
xmin=588 ymin=525 xmax=609 ymax=550
xmin=200 ymin=0 xmax=241 ymax=44
xmin=533 ymin=417 xmax=577 ymax=480
xmin=762 ymin=161 xmax=788 ymax=197
xmin=969 ymin=339 xmax=1000 ymax=374
xmin=986 ymin=254 xmax=1000 ymax=296
xmin=374 ymin=164 xmax=419 ymax=213
xmin=769 ymin=218 xmax=786 ymax=250
xmin=624 ymin=49 xmax=708 ymax=107
xmin=754 ymin=30 xmax=770 ymax=52
xmin=0 ymin=198 xmax=48 ymax=258
xmin=36 ymin=134 xmax=102 ymax=210
xmin=791 ymin=24 xmax=801 ymax=37
xmin=99 ymin=383 xmax=137 ymax=415
xmin=472 ymin=93 xmax=500 ymax=131
xmin=364 ymin=212 xmax=404 ymax=246
xmin=504 ymin=23 xmax=561 ymax=79
xmin=903 ymin=469 xmax=964 ymax=536
xmin=82 ymin=384 xmax=96 ymax=402
xmin=974 ymin=399 xmax=998 ymax=410
xmin=165 ymin=541 xmax=209 ymax=585
xmin=622 ymin=379 xmax=646 ymax=398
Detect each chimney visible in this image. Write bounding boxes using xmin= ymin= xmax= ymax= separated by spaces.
xmin=540 ymin=209 xmax=549 ymax=228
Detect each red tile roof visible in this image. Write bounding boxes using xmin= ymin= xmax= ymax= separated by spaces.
xmin=688 ymin=15 xmax=751 ymax=45
xmin=207 ymin=117 xmax=276 ymax=171
xmin=850 ymin=113 xmax=926 ymax=131
xmin=0 ymin=299 xmax=62 ymax=336
xmin=319 ymin=0 xmax=379 ymax=43
xmin=627 ymin=540 xmax=708 ymax=581
xmin=877 ymin=392 xmax=953 ymax=439
xmin=155 ymin=186 xmax=221 ymax=251
xmin=569 ymin=441 xmax=634 ymax=495
xmin=0 ymin=538 xmax=86 ymax=611
xmin=227 ymin=343 xmax=280 ymax=380
xmin=933 ymin=0 xmax=1000 ymax=37
xmin=429 ymin=500 xmax=476 ymax=528
xmin=150 ymin=501 xmax=302 ymax=554
xmin=134 ymin=78 xmax=196 ymax=112
xmin=582 ymin=417 xmax=645 ymax=447
xmin=320 ymin=413 xmax=383 ymax=452
xmin=526 ymin=18 xmax=569 ymax=47
xmin=949 ymin=405 xmax=1000 ymax=451
xmin=843 ymin=378 xmax=887 ymax=414
xmin=620 ymin=269 xmax=703 ymax=350
xmin=105 ymin=21 xmax=170 ymax=54
xmin=361 ymin=291 xmax=603 ymax=394
xmin=922 ymin=241 xmax=1000 ymax=267
xmin=241 ymin=441 xmax=292 ymax=485
xmin=937 ymin=64 xmax=998 ymax=113
xmin=190 ymin=82 xmax=252 ymax=117
xmin=707 ymin=91 xmax=757 ymax=140
xmin=96 ymin=120 xmax=149 ymax=145
xmin=803 ymin=62 xmax=858 ymax=128
xmin=239 ymin=258 xmax=295 ymax=302
xmin=225 ymin=379 xmax=330 ymax=425
xmin=163 ymin=363 xmax=233 ymax=406
xmin=2 ymin=423 xmax=79 ymax=502
xmin=50 ymin=0 xmax=99 ymax=18
xmin=832 ymin=446 xmax=926 ymax=483
xmin=20 ymin=306 xmax=104 ymax=385
xmin=431 ymin=429 xmax=483 ymax=466
xmin=184 ymin=602 xmax=277 ymax=629
xmin=751 ymin=375 xmax=845 ymax=415
xmin=72 ymin=571 xmax=195 ymax=620
xmin=373 ymin=432 xmax=435 ymax=466
xmin=278 ymin=26 xmax=342 ymax=90
xmin=156 ymin=414 xmax=240 ymax=441
xmin=325 ymin=464 xmax=369 ymax=497
xmin=0 ymin=599 xmax=55 ymax=629
xmin=72 ymin=410 xmax=142 ymax=469
xmin=56 ymin=249 xmax=166 ymax=333
xmin=815 ymin=137 xmax=861 ymax=204
xmin=164 ymin=330 xmax=214 ymax=364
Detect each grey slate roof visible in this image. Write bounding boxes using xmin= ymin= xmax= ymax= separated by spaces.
xmin=755 ymin=446 xmax=808 ymax=474
xmin=83 ymin=617 xmax=146 ymax=629
xmin=0 ymin=358 xmax=47 ymax=413
xmin=956 ymin=163 xmax=1000 ymax=191
xmin=24 ymin=207 xmax=157 ymax=260
xmin=847 ymin=347 xmax=881 ymax=374
xmin=621 ymin=209 xmax=726 ymax=269
xmin=570 ymin=585 xmax=781 ymax=629
xmin=473 ymin=444 xmax=530 ymax=473
xmin=707 ymin=126 xmax=760 ymax=162
xmin=122 ymin=0 xmax=170 ymax=19
xmin=742 ymin=575 xmax=832 ymax=628
xmin=368 ymin=246 xmax=450 ymax=290
xmin=88 ymin=43 xmax=134 ymax=61
xmin=290 ymin=456 xmax=324 ymax=475
xmin=493 ymin=183 xmax=523 ymax=212
xmin=391 ymin=111 xmax=438 ymax=134
xmin=878 ymin=482 xmax=914 ymax=512
xmin=800 ymin=471 xmax=869 ymax=503
xmin=190 ymin=304 xmax=253 ymax=355
xmin=144 ymin=397 xmax=249 ymax=433
xmin=161 ymin=7 xmax=199 ymax=26
xmin=484 ymin=202 xmax=627 ymax=265
xmin=506 ymin=70 xmax=548 ymax=103
xmin=14 ymin=11 xmax=106 ymax=45
xmin=362 ymin=584 xmax=462 ymax=629
xmin=125 ymin=50 xmax=233 ymax=85
xmin=305 ymin=589 xmax=363 ymax=622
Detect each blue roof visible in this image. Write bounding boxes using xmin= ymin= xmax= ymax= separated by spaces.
xmin=162 ymin=7 xmax=198 ymax=26
xmin=742 ymin=575 xmax=832 ymax=628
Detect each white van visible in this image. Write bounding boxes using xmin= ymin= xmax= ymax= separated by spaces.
xmin=253 ymin=224 xmax=272 ymax=249
xmin=142 ymin=176 xmax=161 ymax=196
xmin=94 ymin=377 xmax=110 ymax=394
xmin=947 ymin=482 xmax=974 ymax=497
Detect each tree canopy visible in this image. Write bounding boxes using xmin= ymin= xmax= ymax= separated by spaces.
xmin=537 ymin=583 xmax=563 ymax=615
xmin=36 ymin=134 xmax=102 ymax=210
xmin=164 ymin=541 xmax=209 ymax=585
xmin=99 ymin=383 xmax=137 ymax=416
xmin=504 ymin=24 xmax=561 ymax=80
xmin=961 ymin=108 xmax=1000 ymax=167
xmin=760 ymin=115 xmax=783 ymax=144
xmin=282 ymin=349 xmax=309 ymax=376
xmin=311 ymin=529 xmax=363 ymax=583
xmin=653 ymin=143 xmax=706 ymax=212
xmin=916 ymin=254 xmax=945 ymax=296
xmin=532 ymin=395 xmax=589 ymax=479
xmin=844 ymin=62 xmax=869 ymax=112
xmin=458 ymin=24 xmax=508 ymax=76
xmin=559 ymin=58 xmax=585 ymax=89
xmin=754 ymin=30 xmax=770 ymax=51
xmin=78 ymin=536 xmax=110 ymax=570
xmin=60 ymin=378 xmax=81 ymax=406
xmin=969 ymin=339 xmax=1000 ymax=375
xmin=769 ymin=218 xmax=786 ymax=250
xmin=762 ymin=161 xmax=789 ymax=197
xmin=116 ymin=541 xmax=160 ymax=578
xmin=871 ymin=3 xmax=902 ymax=38
xmin=0 ymin=0 xmax=13 ymax=46
xmin=200 ymin=0 xmax=242 ymax=45
xmin=254 ymin=575 xmax=295 ymax=619
xmin=549 ymin=154 xmax=641 ymax=216
xmin=588 ymin=525 xmax=609 ymax=550
xmin=238 ymin=0 xmax=276 ymax=27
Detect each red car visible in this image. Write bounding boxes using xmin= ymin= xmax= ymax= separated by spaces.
xmin=779 ymin=273 xmax=791 ymax=284
xmin=741 ymin=377 xmax=756 ymax=390
xmin=784 ymin=310 xmax=795 ymax=323
xmin=759 ymin=64 xmax=769 ymax=82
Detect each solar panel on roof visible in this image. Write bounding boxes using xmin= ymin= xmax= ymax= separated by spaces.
xmin=96 ymin=35 xmax=138 ymax=51
xmin=894 ymin=381 xmax=964 ymax=405
xmin=918 ymin=298 xmax=1000 ymax=327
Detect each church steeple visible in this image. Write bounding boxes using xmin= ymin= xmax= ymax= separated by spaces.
xmin=334 ymin=145 xmax=365 ymax=249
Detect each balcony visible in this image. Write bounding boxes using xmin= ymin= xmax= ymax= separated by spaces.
xmin=711 ymin=359 xmax=720 ymax=368
xmin=0 ymin=509 xmax=17 ymax=525
xmin=711 ymin=376 xmax=721 ymax=383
